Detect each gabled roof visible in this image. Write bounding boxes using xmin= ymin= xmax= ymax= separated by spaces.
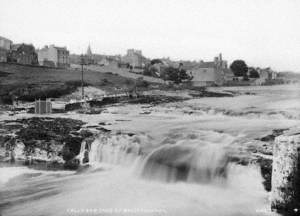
xmin=198 ymin=62 xmax=216 ymax=68
xmin=190 ymin=62 xmax=216 ymax=70
xmin=54 ymin=46 xmax=68 ymax=51
xmin=0 ymin=36 xmax=12 ymax=42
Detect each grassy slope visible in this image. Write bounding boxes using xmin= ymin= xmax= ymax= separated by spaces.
xmin=0 ymin=63 xmax=137 ymax=104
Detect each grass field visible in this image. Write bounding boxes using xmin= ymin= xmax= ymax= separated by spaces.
xmin=0 ymin=63 xmax=139 ymax=104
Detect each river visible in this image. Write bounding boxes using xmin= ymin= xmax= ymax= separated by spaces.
xmin=1 ymin=84 xmax=300 ymax=216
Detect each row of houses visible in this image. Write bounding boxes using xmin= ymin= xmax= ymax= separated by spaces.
xmin=148 ymin=53 xmax=279 ymax=86
xmin=0 ymin=35 xmax=278 ymax=86
xmin=78 ymin=46 xmax=149 ymax=69
xmin=0 ymin=36 xmax=70 ymax=68
xmin=189 ymin=56 xmax=279 ymax=86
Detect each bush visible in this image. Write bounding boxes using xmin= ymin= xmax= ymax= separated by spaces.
xmin=249 ymin=68 xmax=260 ymax=78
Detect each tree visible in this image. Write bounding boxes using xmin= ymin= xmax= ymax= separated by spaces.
xmin=248 ymin=67 xmax=260 ymax=78
xmin=230 ymin=60 xmax=248 ymax=77
xmin=163 ymin=67 xmax=191 ymax=84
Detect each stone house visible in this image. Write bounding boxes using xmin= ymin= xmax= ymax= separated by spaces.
xmin=122 ymin=49 xmax=149 ymax=68
xmin=190 ymin=54 xmax=228 ymax=86
xmin=7 ymin=43 xmax=38 ymax=65
xmin=0 ymin=48 xmax=8 ymax=62
xmin=254 ymin=68 xmax=278 ymax=85
xmin=38 ymin=45 xmax=70 ymax=68
xmin=0 ymin=36 xmax=12 ymax=50
xmin=0 ymin=36 xmax=12 ymax=62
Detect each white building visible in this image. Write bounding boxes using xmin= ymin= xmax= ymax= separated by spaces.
xmin=0 ymin=36 xmax=12 ymax=50
xmin=38 ymin=45 xmax=70 ymax=68
xmin=0 ymin=36 xmax=12 ymax=62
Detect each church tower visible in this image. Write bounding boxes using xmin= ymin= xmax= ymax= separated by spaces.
xmin=86 ymin=44 xmax=92 ymax=57
xmin=86 ymin=44 xmax=93 ymax=64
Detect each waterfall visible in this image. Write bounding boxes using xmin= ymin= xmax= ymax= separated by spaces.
xmin=76 ymin=140 xmax=87 ymax=165
xmin=140 ymin=141 xmax=230 ymax=184
xmin=81 ymin=130 xmax=233 ymax=185
xmin=88 ymin=134 xmax=142 ymax=166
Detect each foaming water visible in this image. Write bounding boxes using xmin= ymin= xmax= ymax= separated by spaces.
xmin=3 ymin=85 xmax=297 ymax=216
xmin=1 ymin=163 xmax=274 ymax=216
xmin=0 ymin=166 xmax=40 ymax=186
xmin=140 ymin=141 xmax=229 ymax=183
xmin=88 ymin=133 xmax=143 ymax=166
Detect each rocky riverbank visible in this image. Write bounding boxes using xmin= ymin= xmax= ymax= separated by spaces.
xmin=0 ymin=117 xmax=98 ymax=169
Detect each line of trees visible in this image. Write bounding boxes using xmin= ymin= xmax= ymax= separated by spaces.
xmin=230 ymin=60 xmax=260 ymax=80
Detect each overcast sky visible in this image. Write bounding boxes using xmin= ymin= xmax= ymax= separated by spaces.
xmin=0 ymin=0 xmax=299 ymax=72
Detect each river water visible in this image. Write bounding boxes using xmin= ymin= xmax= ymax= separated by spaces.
xmin=1 ymin=84 xmax=300 ymax=216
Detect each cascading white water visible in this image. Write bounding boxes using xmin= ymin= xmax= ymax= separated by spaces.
xmin=88 ymin=133 xmax=143 ymax=166
xmin=76 ymin=140 xmax=87 ymax=165
xmin=140 ymin=135 xmax=232 ymax=184
xmin=84 ymin=129 xmax=236 ymax=185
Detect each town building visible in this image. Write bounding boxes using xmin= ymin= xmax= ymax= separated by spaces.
xmin=0 ymin=36 xmax=12 ymax=50
xmin=7 ymin=43 xmax=38 ymax=65
xmin=0 ymin=48 xmax=8 ymax=62
xmin=190 ymin=54 xmax=228 ymax=86
xmin=0 ymin=36 xmax=13 ymax=62
xmin=122 ymin=49 xmax=149 ymax=68
xmin=253 ymin=67 xmax=278 ymax=85
xmin=38 ymin=45 xmax=70 ymax=68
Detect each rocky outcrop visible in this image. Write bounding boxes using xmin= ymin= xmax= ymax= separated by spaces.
xmin=0 ymin=117 xmax=96 ymax=170
xmin=271 ymin=131 xmax=300 ymax=215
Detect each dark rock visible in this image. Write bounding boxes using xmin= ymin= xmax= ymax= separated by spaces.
xmin=62 ymin=136 xmax=83 ymax=161
xmin=257 ymin=157 xmax=272 ymax=191
xmin=189 ymin=91 xmax=234 ymax=98
xmin=259 ymin=129 xmax=288 ymax=142
xmin=65 ymin=102 xmax=83 ymax=111
xmin=64 ymin=158 xmax=80 ymax=170
xmin=0 ymin=117 xmax=91 ymax=170
xmin=83 ymin=150 xmax=89 ymax=164
xmin=96 ymin=127 xmax=111 ymax=132
xmin=80 ymin=130 xmax=94 ymax=138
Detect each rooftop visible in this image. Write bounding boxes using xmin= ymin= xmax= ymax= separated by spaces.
xmin=0 ymin=36 xmax=12 ymax=42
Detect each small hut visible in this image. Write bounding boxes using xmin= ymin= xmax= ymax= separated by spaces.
xmin=35 ymin=99 xmax=52 ymax=114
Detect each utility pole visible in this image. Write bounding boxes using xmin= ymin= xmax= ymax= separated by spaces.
xmin=80 ymin=54 xmax=85 ymax=100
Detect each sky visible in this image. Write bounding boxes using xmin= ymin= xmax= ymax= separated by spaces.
xmin=0 ymin=0 xmax=300 ymax=72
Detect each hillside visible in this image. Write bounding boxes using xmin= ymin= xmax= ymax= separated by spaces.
xmin=0 ymin=63 xmax=139 ymax=104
